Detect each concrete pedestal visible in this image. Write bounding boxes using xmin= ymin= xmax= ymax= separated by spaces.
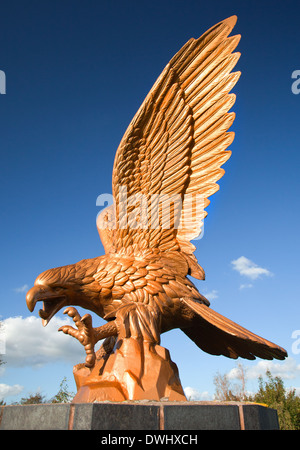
xmin=0 ymin=401 xmax=279 ymax=430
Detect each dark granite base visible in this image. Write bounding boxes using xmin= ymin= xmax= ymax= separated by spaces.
xmin=0 ymin=401 xmax=279 ymax=430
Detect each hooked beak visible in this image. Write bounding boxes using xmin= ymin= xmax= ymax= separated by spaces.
xmin=26 ymin=285 xmax=66 ymax=326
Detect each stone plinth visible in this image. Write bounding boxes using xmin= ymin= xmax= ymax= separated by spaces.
xmin=0 ymin=401 xmax=279 ymax=430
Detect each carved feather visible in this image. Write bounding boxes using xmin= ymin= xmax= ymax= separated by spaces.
xmin=98 ymin=16 xmax=240 ymax=264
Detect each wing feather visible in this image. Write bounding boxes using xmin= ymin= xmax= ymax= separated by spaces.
xmin=97 ymin=16 xmax=240 ymax=260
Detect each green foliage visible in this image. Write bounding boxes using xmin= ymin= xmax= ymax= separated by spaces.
xmin=51 ymin=377 xmax=74 ymax=403
xmin=10 ymin=377 xmax=74 ymax=405
xmin=252 ymin=370 xmax=300 ymax=430
xmin=19 ymin=392 xmax=46 ymax=405
xmin=213 ymin=366 xmax=300 ymax=430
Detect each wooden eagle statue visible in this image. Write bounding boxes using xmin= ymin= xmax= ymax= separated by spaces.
xmin=26 ymin=16 xmax=287 ymax=402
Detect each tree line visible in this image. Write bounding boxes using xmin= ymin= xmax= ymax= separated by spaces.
xmin=212 ymin=363 xmax=300 ymax=430
xmin=0 ymin=377 xmax=74 ymax=406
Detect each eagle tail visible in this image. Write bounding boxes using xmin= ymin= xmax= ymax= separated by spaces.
xmin=181 ymin=298 xmax=287 ymax=361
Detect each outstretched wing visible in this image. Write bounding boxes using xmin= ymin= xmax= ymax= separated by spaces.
xmin=181 ymin=298 xmax=287 ymax=360
xmin=97 ymin=16 xmax=240 ymax=261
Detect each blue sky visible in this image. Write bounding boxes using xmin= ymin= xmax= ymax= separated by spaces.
xmin=1 ymin=0 xmax=300 ymax=403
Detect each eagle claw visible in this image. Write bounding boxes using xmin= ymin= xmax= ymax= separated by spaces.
xmin=59 ymin=307 xmax=96 ymax=368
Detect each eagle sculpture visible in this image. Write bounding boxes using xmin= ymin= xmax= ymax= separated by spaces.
xmin=26 ymin=16 xmax=287 ymax=402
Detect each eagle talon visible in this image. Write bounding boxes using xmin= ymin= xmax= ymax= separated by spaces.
xmin=58 ymin=307 xmax=119 ymax=368
xmin=59 ymin=307 xmax=96 ymax=368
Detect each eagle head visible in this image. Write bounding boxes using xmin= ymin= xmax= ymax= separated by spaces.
xmin=26 ymin=259 xmax=104 ymax=326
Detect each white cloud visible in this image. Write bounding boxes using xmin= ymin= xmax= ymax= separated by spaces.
xmin=0 ymin=324 xmax=5 ymax=354
xmin=204 ymin=290 xmax=218 ymax=301
xmin=14 ymin=284 xmax=29 ymax=293
xmin=227 ymin=365 xmax=245 ymax=380
xmin=184 ymin=386 xmax=212 ymax=401
xmin=1 ymin=316 xmax=86 ymax=368
xmin=239 ymin=283 xmax=253 ymax=290
xmin=231 ymin=256 xmax=273 ymax=280
xmin=0 ymin=383 xmax=23 ymax=400
xmin=228 ymin=357 xmax=300 ymax=381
